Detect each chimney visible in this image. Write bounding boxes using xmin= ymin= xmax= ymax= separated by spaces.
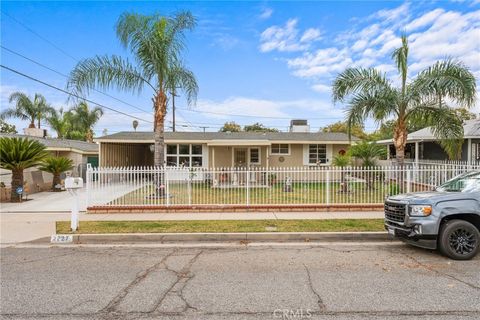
xmin=23 ymin=127 xmax=47 ymax=138
xmin=289 ymin=119 xmax=309 ymax=132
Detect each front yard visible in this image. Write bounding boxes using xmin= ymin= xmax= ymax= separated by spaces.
xmin=109 ymin=181 xmax=398 ymax=206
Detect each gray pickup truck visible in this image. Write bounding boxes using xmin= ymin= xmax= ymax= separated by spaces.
xmin=384 ymin=170 xmax=480 ymax=260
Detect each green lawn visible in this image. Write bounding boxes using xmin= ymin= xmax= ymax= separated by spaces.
xmin=56 ymin=219 xmax=385 ymax=234
xmin=111 ymin=181 xmax=395 ymax=206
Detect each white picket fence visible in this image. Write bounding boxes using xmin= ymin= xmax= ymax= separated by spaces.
xmin=86 ymin=162 xmax=480 ymax=208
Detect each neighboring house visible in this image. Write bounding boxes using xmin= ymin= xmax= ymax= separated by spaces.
xmin=377 ymin=119 xmax=480 ymax=163
xmin=95 ymin=121 xmax=358 ymax=168
xmin=0 ymin=133 xmax=98 ymax=197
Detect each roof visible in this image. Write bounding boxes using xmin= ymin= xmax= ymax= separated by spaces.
xmin=95 ymin=131 xmax=359 ymax=144
xmin=0 ymin=133 xmax=99 ymax=154
xmin=377 ymin=119 xmax=480 ymax=144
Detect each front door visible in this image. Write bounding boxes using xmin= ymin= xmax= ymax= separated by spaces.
xmin=233 ymin=148 xmax=248 ymax=167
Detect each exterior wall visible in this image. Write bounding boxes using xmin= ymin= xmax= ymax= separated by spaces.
xmin=100 ymin=143 xmax=151 ymax=167
xmin=269 ymin=144 xmax=302 ymax=167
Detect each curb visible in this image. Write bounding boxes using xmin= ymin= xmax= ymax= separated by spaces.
xmin=34 ymin=231 xmax=393 ymax=244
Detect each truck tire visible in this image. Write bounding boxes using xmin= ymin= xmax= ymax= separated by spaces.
xmin=439 ymin=219 xmax=479 ymax=260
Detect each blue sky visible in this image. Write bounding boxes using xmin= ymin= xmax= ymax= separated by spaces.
xmin=1 ymin=0 xmax=479 ymax=136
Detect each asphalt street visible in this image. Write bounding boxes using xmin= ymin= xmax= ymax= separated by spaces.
xmin=1 ymin=243 xmax=479 ymax=320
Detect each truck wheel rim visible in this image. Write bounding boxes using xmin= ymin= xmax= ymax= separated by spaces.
xmin=448 ymin=228 xmax=476 ymax=255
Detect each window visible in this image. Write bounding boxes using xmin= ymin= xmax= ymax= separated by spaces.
xmin=166 ymin=144 xmax=203 ymax=167
xmin=250 ymin=148 xmax=260 ymax=164
xmin=308 ymin=144 xmax=327 ymax=164
xmin=271 ymin=144 xmax=289 ymax=155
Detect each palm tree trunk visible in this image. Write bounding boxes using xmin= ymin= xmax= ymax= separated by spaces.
xmin=153 ymin=91 xmax=167 ymax=197
xmin=52 ymin=173 xmax=61 ymax=191
xmin=10 ymin=169 xmax=23 ymax=202
xmin=393 ymin=121 xmax=408 ymax=166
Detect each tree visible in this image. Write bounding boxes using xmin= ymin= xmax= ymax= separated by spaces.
xmin=322 ymin=121 xmax=367 ymax=139
xmin=1 ymin=92 xmax=52 ymax=129
xmin=0 ymin=119 xmax=17 ymax=134
xmin=454 ymin=107 xmax=477 ymax=121
xmin=244 ymin=122 xmax=279 ymax=132
xmin=219 ymin=121 xmax=242 ymax=132
xmin=332 ymin=153 xmax=351 ymax=192
xmin=348 ymin=141 xmax=387 ymax=167
xmin=132 ymin=120 xmax=139 ymax=131
xmin=68 ymin=102 xmax=103 ymax=142
xmin=68 ymin=12 xmax=198 ymax=166
xmin=46 ymin=108 xmax=70 ymax=139
xmin=332 ymin=35 xmax=476 ymax=164
xmin=39 ymin=157 xmax=74 ymax=191
xmin=0 ymin=137 xmax=49 ymax=202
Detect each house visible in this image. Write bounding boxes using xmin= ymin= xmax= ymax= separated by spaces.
xmin=377 ymin=119 xmax=480 ymax=163
xmin=0 ymin=132 xmax=98 ymax=197
xmin=95 ymin=120 xmax=358 ymax=168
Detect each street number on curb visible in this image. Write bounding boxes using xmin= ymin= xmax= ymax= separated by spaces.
xmin=51 ymin=235 xmax=73 ymax=243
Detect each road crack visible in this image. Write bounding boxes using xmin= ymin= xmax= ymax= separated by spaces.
xmin=303 ymin=264 xmax=326 ymax=311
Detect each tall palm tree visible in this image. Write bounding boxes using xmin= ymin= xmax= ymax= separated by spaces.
xmin=0 ymin=137 xmax=49 ymax=202
xmin=69 ymin=102 xmax=103 ymax=142
xmin=332 ymin=35 xmax=476 ymax=164
xmin=67 ymin=11 xmax=198 ymax=165
xmin=1 ymin=92 xmax=52 ymax=129
xmin=46 ymin=108 xmax=71 ymax=139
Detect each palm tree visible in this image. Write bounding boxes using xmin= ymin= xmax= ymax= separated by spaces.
xmin=46 ymin=108 xmax=71 ymax=138
xmin=348 ymin=141 xmax=387 ymax=167
xmin=0 ymin=137 xmax=49 ymax=202
xmin=69 ymin=102 xmax=103 ymax=142
xmin=332 ymin=35 xmax=476 ymax=165
xmin=1 ymin=92 xmax=52 ymax=129
xmin=39 ymin=157 xmax=74 ymax=191
xmin=67 ymin=12 xmax=198 ymax=165
xmin=332 ymin=154 xmax=351 ymax=193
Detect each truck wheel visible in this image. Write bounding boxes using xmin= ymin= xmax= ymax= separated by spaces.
xmin=439 ymin=220 xmax=479 ymax=260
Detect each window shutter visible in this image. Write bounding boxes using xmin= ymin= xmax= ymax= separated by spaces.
xmin=326 ymin=144 xmax=333 ymax=165
xmin=202 ymin=144 xmax=208 ymax=168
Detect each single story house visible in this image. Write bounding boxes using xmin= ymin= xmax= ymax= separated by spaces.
xmin=95 ymin=126 xmax=358 ymax=168
xmin=0 ymin=133 xmax=98 ymax=197
xmin=377 ymin=119 xmax=480 ymax=163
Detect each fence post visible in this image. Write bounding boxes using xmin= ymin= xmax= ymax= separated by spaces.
xmin=86 ymin=163 xmax=91 ymax=208
xmin=406 ymin=168 xmax=411 ymax=193
xmin=246 ymin=167 xmax=250 ymax=206
xmin=325 ymin=170 xmax=330 ymax=206
xmin=165 ymin=167 xmax=170 ymax=206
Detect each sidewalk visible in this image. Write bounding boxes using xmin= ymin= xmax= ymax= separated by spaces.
xmin=0 ymin=211 xmax=384 ymax=244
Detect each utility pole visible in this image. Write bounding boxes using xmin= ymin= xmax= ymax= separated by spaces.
xmin=200 ymin=126 xmax=208 ymax=133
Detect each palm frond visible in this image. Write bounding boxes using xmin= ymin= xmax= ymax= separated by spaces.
xmin=332 ymin=67 xmax=393 ymax=103
xmin=411 ymin=59 xmax=477 ymax=108
xmin=0 ymin=137 xmax=49 ymax=170
xmin=67 ymin=55 xmax=155 ymax=97
xmin=391 ymin=34 xmax=409 ymax=93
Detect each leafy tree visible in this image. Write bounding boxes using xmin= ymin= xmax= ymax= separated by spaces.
xmin=219 ymin=121 xmax=242 ymax=132
xmin=348 ymin=141 xmax=387 ymax=167
xmin=1 ymin=92 xmax=52 ymax=129
xmin=244 ymin=122 xmax=279 ymax=132
xmin=333 ymin=35 xmax=476 ymax=163
xmin=67 ymin=102 xmax=103 ymax=142
xmin=39 ymin=157 xmax=74 ymax=191
xmin=0 ymin=119 xmax=17 ymax=134
xmin=322 ymin=121 xmax=367 ymax=139
xmin=454 ymin=107 xmax=477 ymax=121
xmin=46 ymin=108 xmax=71 ymax=139
xmin=0 ymin=137 xmax=49 ymax=202
xmin=68 ymin=12 xmax=198 ymax=166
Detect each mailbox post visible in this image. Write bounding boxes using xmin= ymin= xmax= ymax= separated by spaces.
xmin=65 ymin=177 xmax=83 ymax=231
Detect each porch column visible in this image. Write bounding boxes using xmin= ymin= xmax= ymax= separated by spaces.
xmin=467 ymin=138 xmax=472 ymax=163
xmin=415 ymin=142 xmax=419 ymax=164
xmin=212 ymin=147 xmax=215 ymax=168
xmin=266 ymin=146 xmax=269 ymax=169
xmin=386 ymin=145 xmax=390 ymax=160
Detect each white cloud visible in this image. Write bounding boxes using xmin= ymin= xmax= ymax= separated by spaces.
xmin=259 ymin=19 xmax=322 ymax=52
xmin=259 ymin=8 xmax=273 ymax=20
xmin=311 ymin=84 xmax=331 ymax=93
xmin=405 ymin=8 xmax=444 ymax=31
xmin=300 ymin=28 xmax=322 ymax=43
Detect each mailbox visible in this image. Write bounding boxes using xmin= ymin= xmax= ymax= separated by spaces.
xmin=65 ymin=177 xmax=83 ymax=189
